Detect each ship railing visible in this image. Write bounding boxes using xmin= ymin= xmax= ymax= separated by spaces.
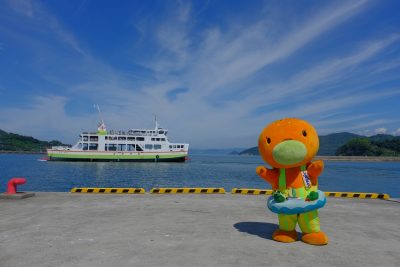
xmin=50 ymin=146 xmax=71 ymax=150
xmin=108 ymin=130 xmax=165 ymax=137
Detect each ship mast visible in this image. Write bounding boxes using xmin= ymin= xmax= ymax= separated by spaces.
xmin=95 ymin=104 xmax=107 ymax=134
xmin=155 ymin=115 xmax=159 ymax=130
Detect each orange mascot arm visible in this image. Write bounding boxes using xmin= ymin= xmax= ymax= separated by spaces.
xmin=306 ymin=160 xmax=324 ymax=185
xmin=256 ymin=166 xmax=279 ymax=188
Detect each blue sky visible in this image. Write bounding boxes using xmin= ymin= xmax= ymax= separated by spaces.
xmin=0 ymin=0 xmax=400 ymax=148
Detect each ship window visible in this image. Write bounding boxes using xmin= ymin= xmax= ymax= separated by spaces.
xmin=83 ymin=136 xmax=88 ymax=141
xmin=159 ymin=130 xmax=164 ymax=134
xmin=127 ymin=137 xmax=135 ymax=141
xmin=118 ymin=137 xmax=126 ymax=141
xmin=105 ymin=136 xmax=108 ymax=140
xmin=118 ymin=144 xmax=126 ymax=151
xmin=136 ymin=144 xmax=143 ymax=151
xmin=127 ymin=144 xmax=135 ymax=151
xmin=151 ymin=138 xmax=155 ymax=141
xmin=169 ymin=145 xmax=172 ymax=149
xmin=137 ymin=137 xmax=145 ymax=141
xmin=156 ymin=138 xmax=160 ymax=141
xmin=145 ymin=144 xmax=153 ymax=150
xmin=83 ymin=143 xmax=89 ymax=150
xmin=89 ymin=143 xmax=98 ymax=150
xmin=90 ymin=136 xmax=98 ymax=142
xmin=154 ymin=144 xmax=161 ymax=150
xmin=106 ymin=144 xmax=117 ymax=151
xmin=161 ymin=138 xmax=166 ymax=141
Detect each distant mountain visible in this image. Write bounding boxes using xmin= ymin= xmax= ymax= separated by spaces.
xmin=0 ymin=129 xmax=68 ymax=152
xmin=318 ymin=132 xmax=361 ymax=156
xmin=190 ymin=148 xmax=246 ymax=155
xmin=239 ymin=147 xmax=259 ymax=155
xmin=239 ymin=132 xmax=363 ymax=156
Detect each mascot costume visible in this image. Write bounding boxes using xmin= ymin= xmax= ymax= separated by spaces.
xmin=256 ymin=118 xmax=328 ymax=245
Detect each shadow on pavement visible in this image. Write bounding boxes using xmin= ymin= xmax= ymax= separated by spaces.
xmin=233 ymin=221 xmax=277 ymax=240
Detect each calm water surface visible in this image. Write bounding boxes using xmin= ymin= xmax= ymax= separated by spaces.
xmin=0 ymin=154 xmax=399 ymax=197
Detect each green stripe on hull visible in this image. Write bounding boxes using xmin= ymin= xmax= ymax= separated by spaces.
xmin=47 ymin=152 xmax=187 ymax=162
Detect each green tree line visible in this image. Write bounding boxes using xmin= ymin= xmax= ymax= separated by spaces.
xmin=335 ymin=137 xmax=400 ymax=156
xmin=0 ymin=129 xmax=67 ymax=152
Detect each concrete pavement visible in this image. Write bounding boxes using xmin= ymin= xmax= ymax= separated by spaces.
xmin=1 ymin=193 xmax=399 ymax=267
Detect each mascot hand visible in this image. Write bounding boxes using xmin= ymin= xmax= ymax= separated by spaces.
xmin=256 ymin=166 xmax=277 ymax=185
xmin=307 ymin=160 xmax=324 ymax=176
xmin=307 ymin=160 xmax=324 ymax=184
xmin=256 ymin=166 xmax=268 ymax=176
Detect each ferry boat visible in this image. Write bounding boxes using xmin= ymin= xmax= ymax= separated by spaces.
xmin=47 ymin=118 xmax=189 ymax=162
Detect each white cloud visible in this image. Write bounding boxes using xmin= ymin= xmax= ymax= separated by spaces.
xmin=375 ymin=128 xmax=387 ymax=134
xmin=3 ymin=0 xmax=86 ymax=56
xmin=0 ymin=96 xmax=103 ymax=144
xmin=6 ymin=0 xmax=34 ymax=17
xmin=177 ymin=0 xmax=191 ymax=22
xmin=394 ymin=128 xmax=400 ymax=136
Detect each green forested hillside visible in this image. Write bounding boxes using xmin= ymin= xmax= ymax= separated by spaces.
xmin=0 ymin=129 xmax=67 ymax=152
xmin=336 ymin=137 xmax=400 ymax=156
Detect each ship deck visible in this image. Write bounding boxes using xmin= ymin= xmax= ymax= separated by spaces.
xmin=1 ymin=193 xmax=399 ymax=266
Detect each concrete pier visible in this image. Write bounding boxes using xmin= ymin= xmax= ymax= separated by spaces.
xmin=1 ymin=193 xmax=399 ymax=267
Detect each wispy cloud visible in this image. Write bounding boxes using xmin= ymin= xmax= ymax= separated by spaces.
xmin=6 ymin=0 xmax=34 ymax=17
xmin=3 ymin=0 xmax=86 ymax=55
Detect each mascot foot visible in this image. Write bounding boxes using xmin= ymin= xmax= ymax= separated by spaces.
xmin=301 ymin=231 xmax=329 ymax=245
xmin=272 ymin=229 xmax=298 ymax=243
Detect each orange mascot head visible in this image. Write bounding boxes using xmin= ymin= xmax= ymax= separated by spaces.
xmin=258 ymin=118 xmax=319 ymax=169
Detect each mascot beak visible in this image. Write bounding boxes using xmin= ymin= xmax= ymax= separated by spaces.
xmin=272 ymin=140 xmax=307 ymax=165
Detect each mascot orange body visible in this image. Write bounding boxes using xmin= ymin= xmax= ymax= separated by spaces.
xmin=256 ymin=118 xmax=329 ymax=245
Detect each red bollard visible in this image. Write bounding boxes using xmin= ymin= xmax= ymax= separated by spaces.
xmin=6 ymin=178 xmax=27 ymax=194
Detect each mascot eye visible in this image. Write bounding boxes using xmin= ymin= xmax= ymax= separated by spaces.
xmin=302 ymin=130 xmax=307 ymax=137
xmin=266 ymin=137 xmax=271 ymax=144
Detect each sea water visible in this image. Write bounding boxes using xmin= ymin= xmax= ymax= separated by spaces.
xmin=0 ymin=153 xmax=399 ymax=197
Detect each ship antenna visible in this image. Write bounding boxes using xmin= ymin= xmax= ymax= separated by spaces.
xmin=155 ymin=115 xmax=158 ymax=130
xmin=94 ymin=104 xmax=104 ymax=124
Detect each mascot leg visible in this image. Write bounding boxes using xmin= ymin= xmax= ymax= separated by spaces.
xmin=273 ymin=214 xmax=298 ymax=242
xmin=298 ymin=210 xmax=329 ymax=245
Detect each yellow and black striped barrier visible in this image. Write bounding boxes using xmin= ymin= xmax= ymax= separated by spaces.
xmin=231 ymin=188 xmax=273 ymax=195
xmin=324 ymin=192 xmax=390 ymax=200
xmin=71 ymin=188 xmax=145 ymax=194
xmin=70 ymin=187 xmax=390 ymax=199
xmin=230 ymin=188 xmax=390 ymax=199
xmin=150 ymin=188 xmax=225 ymax=194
